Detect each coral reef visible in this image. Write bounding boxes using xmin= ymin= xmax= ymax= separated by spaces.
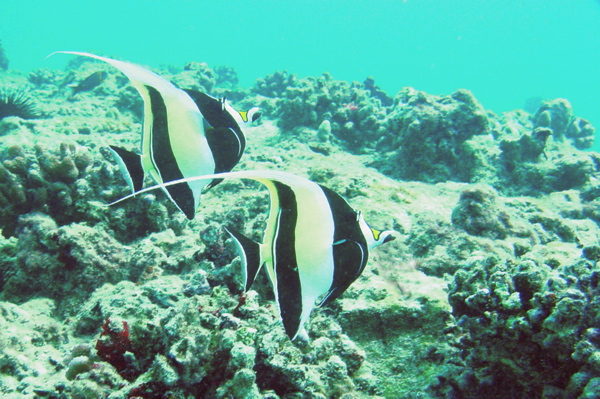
xmin=434 ymin=244 xmax=600 ymax=398
xmin=532 ymin=98 xmax=596 ymax=150
xmin=1 ymin=213 xmax=130 ymax=311
xmin=255 ymin=71 xmax=390 ymax=153
xmin=0 ymin=54 xmax=598 ymax=398
xmin=170 ymin=61 xmax=217 ymax=93
xmin=259 ymin=76 xmax=597 ymax=198
xmin=376 ymin=88 xmax=491 ymax=183
xmin=0 ymin=141 xmax=105 ymax=236
xmin=253 ymin=70 xmax=299 ymax=99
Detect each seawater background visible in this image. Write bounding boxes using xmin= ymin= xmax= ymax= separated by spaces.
xmin=1 ymin=0 xmax=599 ymax=150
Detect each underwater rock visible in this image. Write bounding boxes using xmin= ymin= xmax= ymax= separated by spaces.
xmin=28 ymin=67 xmax=68 ymax=89
xmin=534 ymin=98 xmax=574 ymax=141
xmin=1 ymin=213 xmax=130 ymax=313
xmin=36 ymin=142 xmax=83 ymax=183
xmin=65 ymin=355 xmax=93 ymax=381
xmin=0 ymin=299 xmax=64 ymax=394
xmin=0 ymin=57 xmax=598 ymax=398
xmin=0 ymin=142 xmax=104 ymax=236
xmin=492 ymin=108 xmax=534 ymax=140
xmin=317 ymin=119 xmax=332 ymax=142
xmin=567 ymin=116 xmax=596 ymax=150
xmin=214 ymin=65 xmax=239 ymax=88
xmin=0 ymin=139 xmax=189 ymax=244
xmin=496 ymin=122 xmax=597 ymax=196
xmin=60 ymin=277 xmax=381 ymax=398
xmin=0 ymin=233 xmax=16 ymax=293
xmin=533 ymin=98 xmax=595 ymax=150
xmin=257 ymin=71 xmax=389 ymax=153
xmin=515 ymin=150 xmax=595 ymax=195
xmin=451 ymin=185 xmax=511 ymax=239
xmin=440 ymin=244 xmax=600 ymax=398
xmin=499 ymin=127 xmax=552 ymax=165
xmin=376 ymin=88 xmax=491 ymax=183
xmin=114 ymin=84 xmax=144 ymax=119
xmin=363 ymin=76 xmax=393 ymax=107
xmin=253 ymin=70 xmax=299 ymax=99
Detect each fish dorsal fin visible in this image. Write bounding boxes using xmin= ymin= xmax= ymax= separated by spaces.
xmin=317 ymin=239 xmax=366 ymax=308
xmin=224 ymin=227 xmax=263 ymax=291
xmin=108 ymin=146 xmax=144 ymax=193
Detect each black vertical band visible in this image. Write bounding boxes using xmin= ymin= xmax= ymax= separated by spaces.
xmin=272 ymin=181 xmax=303 ymax=338
xmin=146 ymin=85 xmax=195 ymax=219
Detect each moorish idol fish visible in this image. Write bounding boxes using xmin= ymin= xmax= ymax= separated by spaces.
xmin=109 ymin=170 xmax=395 ymax=340
xmin=49 ymin=51 xmax=260 ymax=219
xmin=69 ymin=70 xmax=108 ymax=95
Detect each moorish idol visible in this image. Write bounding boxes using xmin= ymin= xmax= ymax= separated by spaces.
xmin=109 ymin=170 xmax=395 ymax=340
xmin=50 ymin=51 xmax=260 ymax=219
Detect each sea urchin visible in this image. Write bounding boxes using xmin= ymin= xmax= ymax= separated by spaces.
xmin=0 ymin=90 xmax=41 ymax=121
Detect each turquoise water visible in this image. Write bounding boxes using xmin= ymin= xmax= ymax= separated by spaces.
xmin=1 ymin=0 xmax=600 ymax=150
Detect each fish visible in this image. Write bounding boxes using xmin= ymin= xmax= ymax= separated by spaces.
xmin=69 ymin=70 xmax=108 ymax=94
xmin=49 ymin=51 xmax=260 ymax=219
xmin=109 ymin=170 xmax=395 ymax=340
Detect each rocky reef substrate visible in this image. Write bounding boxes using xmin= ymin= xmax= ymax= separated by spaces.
xmin=0 ymin=56 xmax=598 ymax=398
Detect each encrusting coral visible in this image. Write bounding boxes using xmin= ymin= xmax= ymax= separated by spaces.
xmin=256 ymin=71 xmax=389 ymax=153
xmin=0 ymin=141 xmax=100 ymax=236
xmin=376 ymin=88 xmax=491 ymax=183
xmin=435 ymin=245 xmax=600 ymax=398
